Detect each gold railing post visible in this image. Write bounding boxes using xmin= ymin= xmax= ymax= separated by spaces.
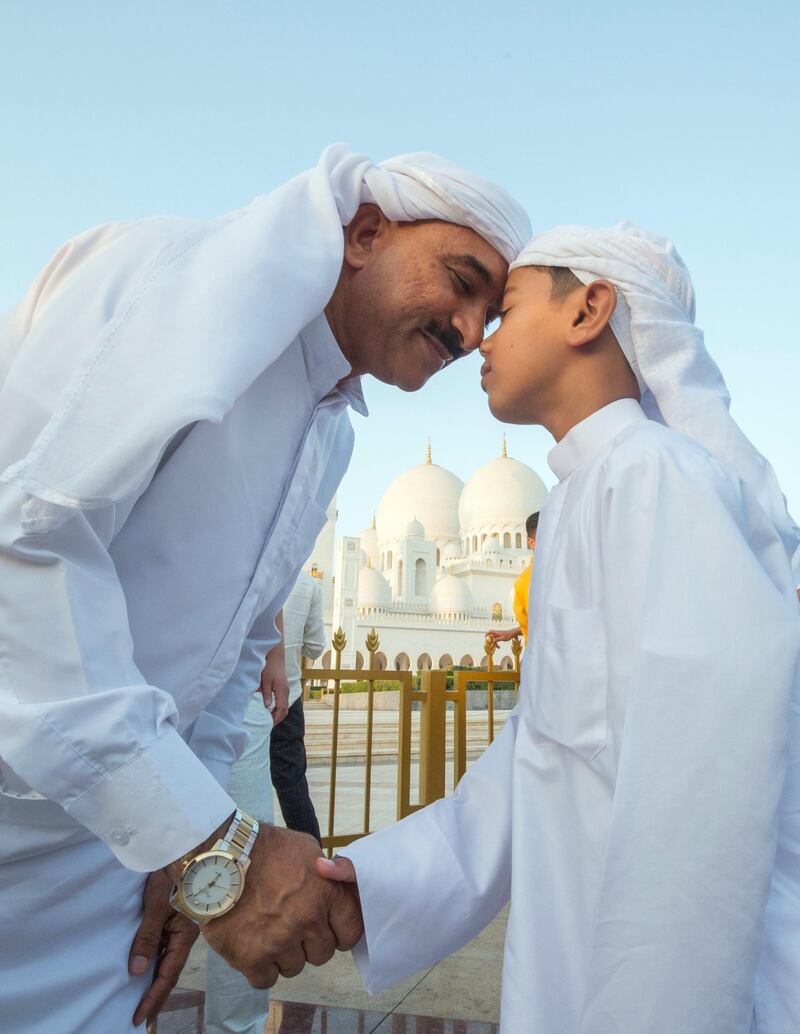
xmin=484 ymin=633 xmax=497 ymax=744
xmin=511 ymin=635 xmax=523 ymax=702
xmin=326 ymin=627 xmax=346 ymax=857
xmin=452 ymin=669 xmax=468 ymax=788
xmin=363 ymin=628 xmax=379 ymax=834
xmin=419 ymin=669 xmax=447 ymax=805
xmin=397 ymin=672 xmax=413 ymax=820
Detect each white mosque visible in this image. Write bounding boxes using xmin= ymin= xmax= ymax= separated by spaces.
xmin=306 ymin=439 xmax=550 ymax=673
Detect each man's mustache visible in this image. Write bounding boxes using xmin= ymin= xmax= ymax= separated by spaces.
xmin=423 ymin=320 xmax=465 ymax=363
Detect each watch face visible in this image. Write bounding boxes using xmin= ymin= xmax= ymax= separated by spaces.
xmin=182 ymin=853 xmax=243 ymax=918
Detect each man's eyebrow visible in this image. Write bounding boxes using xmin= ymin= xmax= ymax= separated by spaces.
xmin=450 ymin=253 xmax=494 ymax=286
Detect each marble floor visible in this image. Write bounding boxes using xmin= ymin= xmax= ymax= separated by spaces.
xmin=150 ymin=990 xmax=499 ymax=1034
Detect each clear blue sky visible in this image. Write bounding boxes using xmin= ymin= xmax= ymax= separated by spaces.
xmin=2 ymin=0 xmax=797 ymax=535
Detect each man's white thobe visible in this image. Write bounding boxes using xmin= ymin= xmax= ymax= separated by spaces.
xmin=0 ymin=225 xmax=364 ymax=1033
xmin=345 ymin=399 xmax=800 ymax=1033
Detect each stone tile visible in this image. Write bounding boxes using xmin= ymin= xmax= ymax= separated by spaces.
xmin=265 ymin=1000 xmax=387 ymax=1033
xmin=371 ymin=1015 xmax=498 ymax=1033
xmin=393 ymin=955 xmax=501 ymax=1024
xmin=147 ymin=987 xmax=204 ymax=1033
xmin=270 ymin=946 xmax=424 ymax=1014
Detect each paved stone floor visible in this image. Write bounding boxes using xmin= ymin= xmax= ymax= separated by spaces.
xmin=171 ymin=753 xmax=506 ymax=1031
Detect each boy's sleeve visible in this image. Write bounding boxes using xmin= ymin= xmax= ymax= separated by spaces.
xmin=579 ymin=446 xmax=799 ymax=1033
xmin=342 ymin=709 xmax=519 ymax=993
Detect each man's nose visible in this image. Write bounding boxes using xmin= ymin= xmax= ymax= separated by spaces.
xmin=452 ymin=310 xmax=484 ymax=354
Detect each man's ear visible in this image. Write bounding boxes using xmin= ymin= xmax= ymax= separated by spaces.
xmin=343 ymin=204 xmax=391 ymax=270
xmin=565 ymin=279 xmax=616 ymax=348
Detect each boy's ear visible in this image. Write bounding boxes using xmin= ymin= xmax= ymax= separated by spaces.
xmin=565 ymin=279 xmax=617 ymax=348
xmin=343 ymin=204 xmax=391 ymax=270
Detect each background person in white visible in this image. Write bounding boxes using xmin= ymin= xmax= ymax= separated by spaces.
xmin=319 ymin=224 xmax=800 ymax=1032
xmin=270 ymin=571 xmax=326 ymax=841
xmin=204 ymin=571 xmax=325 ymax=1034
xmin=0 ymin=144 xmax=529 ymax=1033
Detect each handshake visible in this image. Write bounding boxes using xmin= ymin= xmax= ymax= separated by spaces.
xmin=195 ymin=825 xmax=361 ymax=988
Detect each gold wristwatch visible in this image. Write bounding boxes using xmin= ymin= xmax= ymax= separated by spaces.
xmin=170 ymin=809 xmax=260 ymax=925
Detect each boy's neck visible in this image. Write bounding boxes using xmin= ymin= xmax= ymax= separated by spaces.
xmin=542 ymin=385 xmax=640 ymax=444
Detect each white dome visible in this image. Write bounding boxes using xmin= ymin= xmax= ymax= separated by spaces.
xmin=459 ymin=454 xmax=549 ymax=535
xmin=429 ymin=574 xmax=474 ymax=615
xmin=376 ymin=461 xmax=464 ymax=544
xmin=442 ymin=541 xmax=460 ymax=562
xmin=405 ymin=517 xmax=425 ymax=539
xmin=358 ymin=565 xmax=392 ymax=608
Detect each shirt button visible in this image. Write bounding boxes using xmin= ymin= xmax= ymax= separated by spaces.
xmin=111 ymin=830 xmax=130 ymax=846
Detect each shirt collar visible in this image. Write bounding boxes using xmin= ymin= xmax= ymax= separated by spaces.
xmin=299 ymin=312 xmax=368 ymax=416
xmin=548 ymin=398 xmax=647 ymax=482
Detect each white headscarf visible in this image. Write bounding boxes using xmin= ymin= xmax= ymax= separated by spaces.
xmin=1 ymin=144 xmax=529 ymax=527
xmin=512 ymin=222 xmax=800 ymax=568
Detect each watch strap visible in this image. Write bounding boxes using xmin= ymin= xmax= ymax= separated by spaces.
xmin=217 ymin=808 xmax=259 ymax=865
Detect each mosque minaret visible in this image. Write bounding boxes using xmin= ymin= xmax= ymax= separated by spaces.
xmin=307 ymin=439 xmax=549 ymax=672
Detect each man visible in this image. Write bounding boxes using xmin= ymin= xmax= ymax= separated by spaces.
xmin=0 ymin=144 xmax=529 ymax=1033
xmin=270 ymin=570 xmax=326 ymax=841
xmin=319 ymin=224 xmax=800 ymax=1031
xmin=488 ymin=510 xmax=538 ymax=644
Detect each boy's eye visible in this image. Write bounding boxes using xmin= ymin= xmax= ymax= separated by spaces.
xmin=484 ymin=308 xmax=508 ymax=335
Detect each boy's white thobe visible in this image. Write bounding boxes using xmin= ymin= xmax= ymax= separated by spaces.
xmin=345 ymin=399 xmax=800 ymax=1033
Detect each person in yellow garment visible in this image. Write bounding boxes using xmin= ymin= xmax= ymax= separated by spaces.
xmin=488 ymin=511 xmax=539 ymax=644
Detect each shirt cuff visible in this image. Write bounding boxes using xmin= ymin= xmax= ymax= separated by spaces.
xmin=66 ymin=727 xmax=236 ymax=871
xmin=196 ymin=754 xmax=235 ymax=792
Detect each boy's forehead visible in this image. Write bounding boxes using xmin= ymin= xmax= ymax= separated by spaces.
xmin=503 ymin=265 xmax=552 ymax=297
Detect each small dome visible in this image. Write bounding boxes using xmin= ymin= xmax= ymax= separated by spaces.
xmin=442 ymin=541 xmax=460 ymax=562
xmin=459 ymin=453 xmax=549 ymax=535
xmin=358 ymin=565 xmax=392 ymax=608
xmin=483 ymin=536 xmax=502 ymax=555
xmin=405 ymin=517 xmax=425 ymax=539
xmin=429 ymin=574 xmax=474 ymax=615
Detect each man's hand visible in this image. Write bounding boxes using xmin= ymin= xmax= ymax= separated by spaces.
xmin=261 ymin=642 xmax=290 ymax=725
xmin=487 ymin=626 xmax=522 ymax=644
xmin=202 ymin=825 xmax=363 ymax=988
xmin=129 ymin=869 xmax=199 ymax=1027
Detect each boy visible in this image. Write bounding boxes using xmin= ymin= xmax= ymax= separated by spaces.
xmin=489 ymin=509 xmax=539 ymax=644
xmin=320 ymin=223 xmax=800 ymax=1032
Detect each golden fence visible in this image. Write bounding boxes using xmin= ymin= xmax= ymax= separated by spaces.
xmin=301 ymin=628 xmax=522 ymax=857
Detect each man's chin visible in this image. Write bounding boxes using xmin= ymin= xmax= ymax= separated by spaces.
xmin=380 ymin=364 xmax=436 ymax=393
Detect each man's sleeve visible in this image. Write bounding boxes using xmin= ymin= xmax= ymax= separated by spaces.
xmin=0 ymin=483 xmax=235 ymax=872
xmin=301 ymin=581 xmax=326 ymax=661
xmin=342 ymin=710 xmax=519 ymax=992
xmin=579 ymin=447 xmax=800 ymax=1032
xmin=187 ymin=608 xmax=280 ymax=788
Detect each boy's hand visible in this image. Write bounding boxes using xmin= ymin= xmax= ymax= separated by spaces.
xmin=487 ymin=627 xmax=521 ymax=644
